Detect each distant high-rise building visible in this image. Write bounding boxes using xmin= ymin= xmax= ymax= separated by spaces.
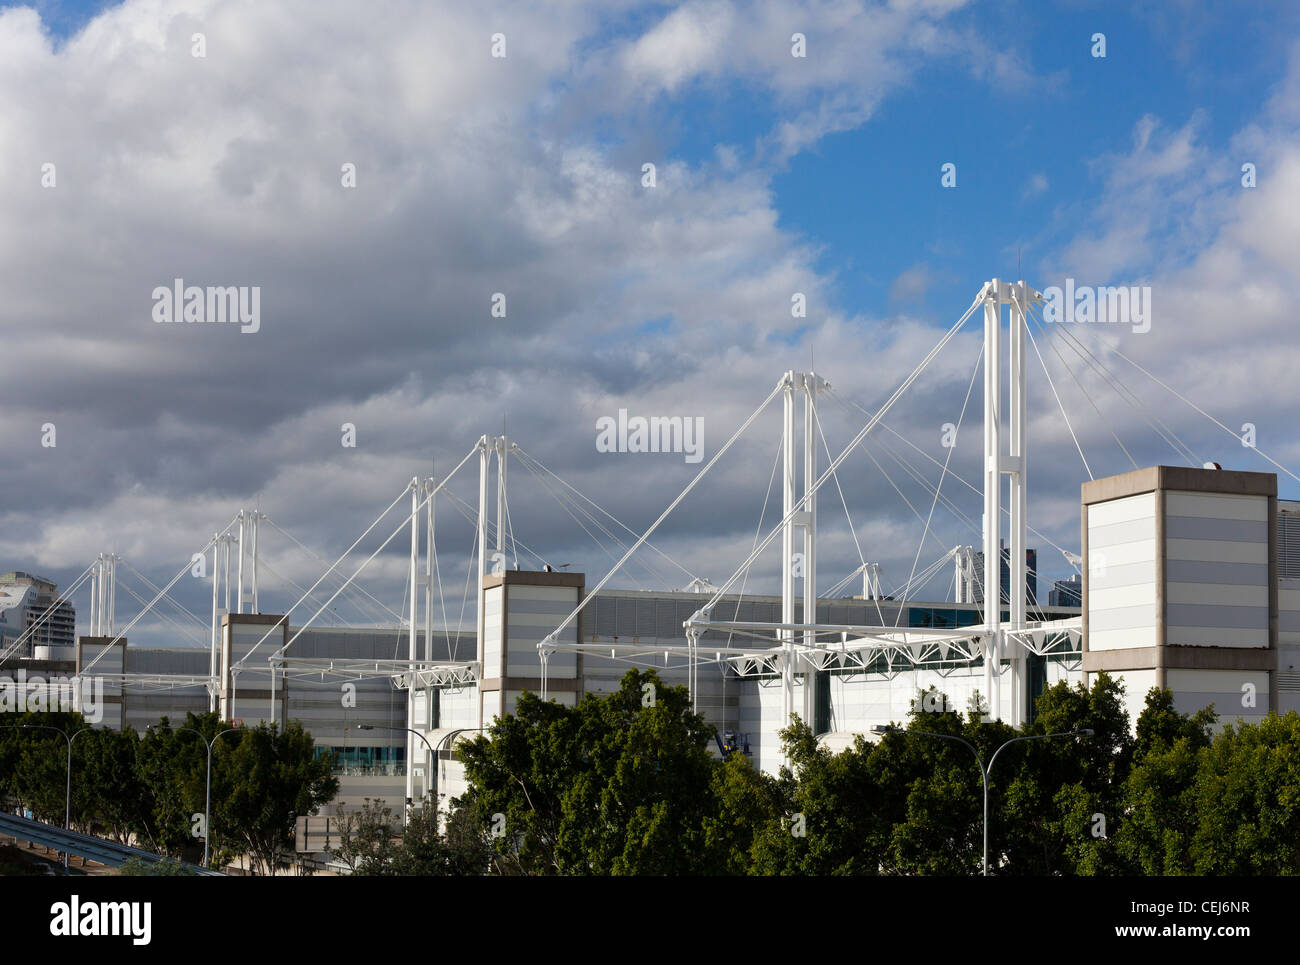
xmin=966 ymin=541 xmax=1038 ymax=607
xmin=0 ymin=572 xmax=76 ymax=656
xmin=1049 ymin=574 xmax=1082 ymax=608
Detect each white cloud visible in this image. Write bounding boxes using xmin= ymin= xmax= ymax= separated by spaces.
xmin=1029 ymin=43 xmax=1300 ymax=506
xmin=1021 ymin=171 xmax=1048 ymax=200
xmin=1 ymin=0 xmax=1249 ymax=646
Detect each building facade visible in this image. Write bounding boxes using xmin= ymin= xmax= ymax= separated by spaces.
xmin=1049 ymin=575 xmax=1082 ymax=607
xmin=6 ymin=462 xmax=1296 ymax=851
xmin=0 ymin=572 xmax=76 ymax=658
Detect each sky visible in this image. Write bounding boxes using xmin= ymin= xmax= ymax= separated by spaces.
xmin=3 ymin=0 xmax=1300 ymax=648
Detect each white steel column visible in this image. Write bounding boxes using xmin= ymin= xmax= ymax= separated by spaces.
xmin=802 ymin=374 xmax=818 ymax=727
xmin=102 ymin=554 xmax=109 ymax=633
xmin=425 ymin=475 xmax=435 ymax=663
xmin=89 ymin=557 xmax=98 ymax=637
xmin=476 ymin=437 xmax=490 ymax=731
xmin=95 ymin=555 xmax=105 ymax=635
xmin=406 ymin=477 xmax=419 ymax=817
xmin=423 ymin=475 xmax=436 ymax=786
xmin=107 ymin=555 xmax=116 ymax=635
xmin=1009 ymin=280 xmax=1029 ymax=725
xmin=781 ymin=374 xmax=796 ymax=731
xmin=236 ymin=511 xmax=245 ymax=615
xmin=223 ymin=534 xmax=232 ymax=614
xmin=496 ymin=437 xmax=507 ymax=559
xmin=104 ymin=554 xmax=112 ymax=633
xmin=250 ymin=513 xmax=260 ymax=614
xmin=981 ymin=277 xmax=1034 ymax=726
xmin=210 ymin=536 xmax=221 ymax=712
xmin=983 ymin=280 xmax=1002 ymax=719
xmin=864 ymin=563 xmax=881 ymax=600
xmin=268 ymin=519 xmax=277 ymax=726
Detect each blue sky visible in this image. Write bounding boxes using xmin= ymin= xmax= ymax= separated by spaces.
xmin=7 ymin=0 xmax=1294 ymax=319
xmin=3 ymin=0 xmax=1300 ymax=642
xmin=768 ymin=4 xmax=1294 ymax=319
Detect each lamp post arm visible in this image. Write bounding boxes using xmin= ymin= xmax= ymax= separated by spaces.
xmin=987 ymin=730 xmax=1085 ymax=774
xmin=899 ymin=728 xmax=986 ymax=774
xmin=154 ymin=724 xmax=241 ymax=869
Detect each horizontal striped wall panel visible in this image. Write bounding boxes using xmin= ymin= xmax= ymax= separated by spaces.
xmin=1090 ymin=583 xmax=1160 ymax=611
xmin=1166 ymin=538 xmax=1266 ymax=564
xmin=1165 ymin=602 xmax=1268 ymax=630
xmin=1166 ymin=491 xmax=1267 ymax=521
xmin=1089 ymin=492 xmax=1156 ymax=527
xmin=506 ymin=609 xmax=578 ymax=627
xmin=1088 ymin=539 xmax=1156 ymax=569
xmin=1165 ymin=626 xmax=1269 ymax=647
xmin=1166 ymin=582 xmax=1268 ymax=607
xmin=1089 ymin=562 xmax=1157 ymax=591
xmin=508 ymin=585 xmax=581 ymax=603
xmin=1164 ymin=516 xmax=1267 ymax=543
xmin=1164 ymin=560 xmax=1267 ymax=584
xmin=1089 ymin=626 xmax=1158 ymax=650
xmin=1089 ymin=603 xmax=1158 ymax=632
xmin=1090 ymin=519 xmax=1158 ymax=549
xmin=1172 ymin=690 xmax=1269 ymax=718
xmin=1166 ymin=668 xmax=1270 ymax=718
xmin=505 ymin=651 xmax=576 ymax=677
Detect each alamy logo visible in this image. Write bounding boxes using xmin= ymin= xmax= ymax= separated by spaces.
xmin=0 ymin=671 xmax=102 ymax=724
xmin=595 ymin=409 xmax=704 ymax=464
xmin=50 ymin=896 xmax=151 ymax=945
xmin=1041 ymin=279 xmax=1151 ymax=334
xmin=151 ymin=279 xmax=260 ymax=333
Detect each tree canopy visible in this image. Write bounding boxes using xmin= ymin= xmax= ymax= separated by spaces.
xmin=4 ymin=669 xmax=1299 ymax=876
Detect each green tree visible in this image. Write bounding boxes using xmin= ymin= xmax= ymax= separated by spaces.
xmin=384 ymin=796 xmax=495 ymax=875
xmin=883 ymin=710 xmax=998 ymax=876
xmin=557 ymin=670 xmax=720 ymax=874
xmin=0 ymin=710 xmax=90 ymax=828
xmin=748 ymin=676 xmax=1135 ymax=876
xmin=456 ymin=692 xmax=571 ymax=874
xmin=703 ymin=751 xmax=782 ymax=875
xmin=135 ymin=715 xmax=225 ymax=860
xmin=748 ymin=717 xmax=894 ymax=875
xmin=996 ymin=672 xmax=1133 ymax=875
xmin=1113 ymin=688 xmax=1216 ymax=875
xmin=1190 ymin=711 xmax=1300 ymax=874
xmin=76 ymin=727 xmax=151 ymax=844
xmin=213 ymin=720 xmax=338 ymax=876
xmin=328 ymin=798 xmax=398 ymax=873
xmin=457 ymin=669 xmax=723 ymax=875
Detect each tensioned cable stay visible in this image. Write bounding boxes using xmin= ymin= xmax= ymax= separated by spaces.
xmin=1036 ymin=301 xmax=1203 ymax=465
xmin=511 ymin=445 xmax=701 ymax=585
xmin=1102 ymin=327 xmax=1300 ymax=486
xmin=693 ymin=291 xmax=987 ymax=617
xmin=545 ymin=379 xmax=788 ymax=644
xmin=893 ymin=343 xmax=983 ymax=627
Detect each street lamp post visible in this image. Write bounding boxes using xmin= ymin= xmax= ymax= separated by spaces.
xmin=872 ymin=722 xmax=1093 ymax=876
xmin=0 ymin=723 xmax=91 ymax=869
xmin=427 ymin=728 xmax=480 ymax=825
xmin=147 ymin=723 xmax=241 ymax=868
xmin=356 ymin=724 xmax=435 ymax=827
